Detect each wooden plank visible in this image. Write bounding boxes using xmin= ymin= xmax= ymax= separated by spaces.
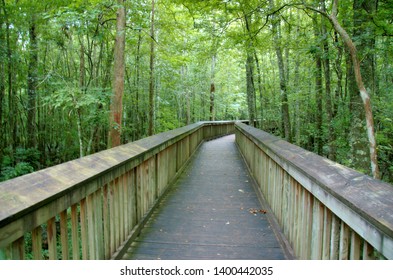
xmin=60 ymin=210 xmax=69 ymax=259
xmin=70 ymin=204 xmax=79 ymax=260
xmin=339 ymin=221 xmax=350 ymax=260
xmin=322 ymin=207 xmax=332 ymax=259
xmin=235 ymin=123 xmax=393 ymax=259
xmin=80 ymin=198 xmax=88 ymax=259
xmin=103 ymin=184 xmax=110 ymax=259
xmin=11 ymin=236 xmax=25 ymax=260
xmin=94 ymin=189 xmax=104 ymax=259
xmin=310 ymin=199 xmax=324 ymax=259
xmin=47 ymin=217 xmax=57 ymax=260
xmin=362 ymin=241 xmax=375 ymax=260
xmin=109 ymin=180 xmax=116 ymax=255
xmin=123 ymin=135 xmax=291 ymax=260
xmin=330 ymin=215 xmax=340 ymax=259
xmin=87 ymin=191 xmax=97 ymax=259
xmin=119 ymin=174 xmax=125 ymax=247
xmin=123 ymin=172 xmax=129 ymax=241
xmin=350 ymin=231 xmax=361 ymax=260
xmin=32 ymin=226 xmax=42 ymax=260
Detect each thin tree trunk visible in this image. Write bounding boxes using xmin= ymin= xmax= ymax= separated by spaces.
xmin=271 ymin=16 xmax=291 ymax=141
xmin=246 ymin=51 xmax=256 ymax=127
xmin=135 ymin=29 xmax=142 ymax=139
xmin=3 ymin=1 xmax=17 ymax=155
xmin=321 ymin=1 xmax=336 ymax=160
xmin=27 ymin=15 xmax=38 ymax=149
xmin=109 ymin=0 xmax=126 ymax=147
xmin=210 ymin=54 xmax=216 ymax=121
xmin=148 ymin=0 xmax=155 ymax=136
xmin=0 ymin=18 xmax=4 ymax=170
xmin=327 ymin=0 xmax=380 ymax=179
xmin=244 ymin=12 xmax=256 ymax=127
xmin=313 ymin=19 xmax=323 ymax=155
xmin=254 ymin=51 xmax=264 ymax=128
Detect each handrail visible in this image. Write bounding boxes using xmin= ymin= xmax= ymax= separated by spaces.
xmin=0 ymin=121 xmax=235 ymax=259
xmin=235 ymin=122 xmax=393 ymax=259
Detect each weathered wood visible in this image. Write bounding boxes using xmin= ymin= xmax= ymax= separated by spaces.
xmin=339 ymin=221 xmax=350 ymax=260
xmin=47 ymin=217 xmax=57 ymax=260
xmin=32 ymin=226 xmax=42 ymax=260
xmin=236 ymin=122 xmax=393 ymax=259
xmin=70 ymin=204 xmax=79 ymax=260
xmin=124 ymin=135 xmax=291 ymax=260
xmin=12 ymin=236 xmax=24 ymax=260
xmin=60 ymin=210 xmax=69 ymax=259
xmin=350 ymin=231 xmax=361 ymax=260
xmin=322 ymin=208 xmax=332 ymax=260
xmin=80 ymin=198 xmax=88 ymax=259
xmin=0 ymin=121 xmax=242 ymax=259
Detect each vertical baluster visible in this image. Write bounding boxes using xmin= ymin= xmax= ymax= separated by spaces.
xmin=87 ymin=192 xmax=96 ymax=259
xmin=362 ymin=241 xmax=375 ymax=260
xmin=70 ymin=204 xmax=79 ymax=260
xmin=123 ymin=171 xmax=129 ymax=241
xmin=310 ymin=199 xmax=323 ymax=259
xmin=80 ymin=198 xmax=88 ymax=259
xmin=114 ymin=177 xmax=121 ymax=250
xmin=95 ymin=189 xmax=104 ymax=259
xmin=103 ymin=184 xmax=111 ymax=259
xmin=47 ymin=217 xmax=57 ymax=260
xmin=322 ymin=208 xmax=332 ymax=260
xmin=339 ymin=221 xmax=350 ymax=260
xmin=350 ymin=231 xmax=361 ymax=260
xmin=119 ymin=173 xmax=125 ymax=246
xmin=32 ymin=226 xmax=42 ymax=260
xmin=11 ymin=236 xmax=25 ymax=260
xmin=330 ymin=215 xmax=340 ymax=259
xmin=60 ymin=210 xmax=69 ymax=259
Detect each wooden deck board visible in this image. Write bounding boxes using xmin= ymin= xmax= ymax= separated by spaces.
xmin=122 ymin=134 xmax=290 ymax=260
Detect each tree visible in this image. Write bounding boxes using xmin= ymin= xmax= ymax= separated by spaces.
xmin=306 ymin=0 xmax=380 ymax=178
xmin=269 ymin=0 xmax=292 ymax=142
xmin=109 ymin=0 xmax=126 ymax=147
xmin=148 ymin=0 xmax=156 ymax=136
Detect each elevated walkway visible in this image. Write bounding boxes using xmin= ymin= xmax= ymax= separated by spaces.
xmin=123 ymin=135 xmax=291 ymax=259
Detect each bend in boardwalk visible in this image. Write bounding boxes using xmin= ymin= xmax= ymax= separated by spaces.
xmin=123 ymin=134 xmax=291 ymax=260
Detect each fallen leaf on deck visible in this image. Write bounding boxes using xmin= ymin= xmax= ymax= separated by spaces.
xmin=248 ymin=208 xmax=267 ymax=214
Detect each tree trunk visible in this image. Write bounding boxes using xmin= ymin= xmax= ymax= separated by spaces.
xmin=321 ymin=1 xmax=336 ymax=160
xmin=254 ymin=51 xmax=264 ymax=129
xmin=313 ymin=19 xmax=323 ymax=155
xmin=3 ymin=1 xmax=18 ymax=155
xmin=148 ymin=0 xmax=156 ymax=136
xmin=327 ymin=0 xmax=380 ymax=178
xmin=0 ymin=9 xmax=4 ymax=169
xmin=209 ymin=54 xmax=216 ymax=121
xmin=27 ymin=15 xmax=38 ymax=149
xmin=109 ymin=0 xmax=126 ymax=147
xmin=246 ymin=52 xmax=256 ymax=127
xmin=135 ymin=29 xmax=142 ymax=139
xmin=270 ymin=10 xmax=291 ymax=141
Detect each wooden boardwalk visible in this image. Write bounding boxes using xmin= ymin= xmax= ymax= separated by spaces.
xmin=122 ymin=134 xmax=292 ymax=260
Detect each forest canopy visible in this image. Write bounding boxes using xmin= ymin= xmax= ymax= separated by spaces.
xmin=1 ymin=0 xmax=392 ymax=183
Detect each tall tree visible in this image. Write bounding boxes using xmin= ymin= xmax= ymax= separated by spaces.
xmin=209 ymin=54 xmax=216 ymax=121
xmin=321 ymin=0 xmax=336 ymax=160
xmin=109 ymin=0 xmax=126 ymax=147
xmin=148 ymin=0 xmax=156 ymax=136
xmin=269 ymin=0 xmax=292 ymax=141
xmin=307 ymin=0 xmax=380 ymax=178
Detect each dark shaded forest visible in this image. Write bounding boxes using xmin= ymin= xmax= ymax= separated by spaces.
xmin=1 ymin=0 xmax=392 ymax=183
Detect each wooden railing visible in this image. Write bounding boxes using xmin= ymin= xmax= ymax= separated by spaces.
xmin=235 ymin=122 xmax=393 ymax=260
xmin=0 ymin=121 xmax=235 ymax=260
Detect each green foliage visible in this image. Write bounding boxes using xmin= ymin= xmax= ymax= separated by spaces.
xmin=0 ymin=0 xmax=392 ymax=183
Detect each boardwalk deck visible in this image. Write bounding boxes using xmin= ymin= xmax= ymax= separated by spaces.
xmin=122 ymin=134 xmax=292 ymax=260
